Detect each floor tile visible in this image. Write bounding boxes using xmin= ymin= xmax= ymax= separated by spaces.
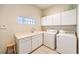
xmin=32 ymin=46 xmax=58 ymax=54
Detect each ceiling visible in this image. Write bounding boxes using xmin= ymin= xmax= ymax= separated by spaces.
xmin=32 ymin=4 xmax=53 ymax=9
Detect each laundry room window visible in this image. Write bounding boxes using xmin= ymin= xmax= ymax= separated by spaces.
xmin=18 ymin=16 xmax=36 ymax=25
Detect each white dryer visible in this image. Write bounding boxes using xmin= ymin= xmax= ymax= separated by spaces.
xmin=56 ymin=30 xmax=77 ymax=54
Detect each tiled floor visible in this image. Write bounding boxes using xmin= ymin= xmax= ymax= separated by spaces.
xmin=32 ymin=46 xmax=58 ymax=54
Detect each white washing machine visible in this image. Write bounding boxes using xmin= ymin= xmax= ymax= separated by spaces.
xmin=56 ymin=30 xmax=77 ymax=54
xmin=44 ymin=30 xmax=58 ymax=49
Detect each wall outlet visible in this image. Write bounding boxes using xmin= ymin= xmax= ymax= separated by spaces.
xmin=0 ymin=25 xmax=7 ymax=29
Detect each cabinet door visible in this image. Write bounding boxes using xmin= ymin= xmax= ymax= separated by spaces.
xmin=52 ymin=13 xmax=61 ymax=25
xmin=32 ymin=34 xmax=42 ymax=51
xmin=41 ymin=16 xmax=53 ymax=26
xmin=44 ymin=33 xmax=55 ymax=49
xmin=41 ymin=17 xmax=47 ymax=26
xmin=41 ymin=14 xmax=61 ymax=26
xmin=46 ymin=15 xmax=53 ymax=25
xmin=18 ymin=37 xmax=31 ymax=54
xmin=61 ymin=9 xmax=76 ymax=25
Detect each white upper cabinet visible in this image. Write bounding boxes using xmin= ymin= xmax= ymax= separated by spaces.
xmin=41 ymin=16 xmax=53 ymax=26
xmin=61 ymin=9 xmax=76 ymax=25
xmin=52 ymin=13 xmax=61 ymax=25
xmin=46 ymin=15 xmax=53 ymax=25
xmin=41 ymin=17 xmax=47 ymax=26
xmin=41 ymin=9 xmax=76 ymax=26
xmin=41 ymin=14 xmax=60 ymax=26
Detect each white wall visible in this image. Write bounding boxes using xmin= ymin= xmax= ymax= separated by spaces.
xmin=0 ymin=5 xmax=42 ymax=53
